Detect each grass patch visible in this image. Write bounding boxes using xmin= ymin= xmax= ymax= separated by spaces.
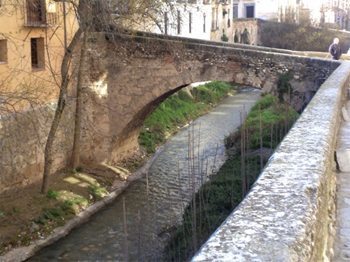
xmin=165 ymin=94 xmax=299 ymax=261
xmin=139 ymin=81 xmax=235 ymax=153
xmin=35 ymin=191 xmax=89 ymax=226
xmin=88 ymin=185 xmax=108 ymax=200
xmin=46 ymin=189 xmax=59 ymax=200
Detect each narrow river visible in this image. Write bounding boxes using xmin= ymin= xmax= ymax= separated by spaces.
xmin=30 ymin=88 xmax=261 ymax=261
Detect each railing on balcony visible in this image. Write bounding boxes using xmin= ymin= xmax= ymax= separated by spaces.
xmin=25 ymin=0 xmax=58 ymax=27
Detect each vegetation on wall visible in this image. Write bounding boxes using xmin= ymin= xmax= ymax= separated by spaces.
xmin=165 ymin=94 xmax=299 ymax=261
xmin=221 ymin=32 xmax=229 ymax=42
xmin=139 ymin=81 xmax=235 ymax=153
xmin=277 ymin=72 xmax=293 ymax=103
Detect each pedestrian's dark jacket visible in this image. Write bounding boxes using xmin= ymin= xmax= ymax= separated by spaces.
xmin=329 ymin=43 xmax=342 ymax=60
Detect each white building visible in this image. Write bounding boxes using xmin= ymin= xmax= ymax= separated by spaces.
xmin=232 ymin=0 xmax=300 ymax=22
xmin=150 ymin=1 xmax=235 ymax=42
xmin=153 ymin=1 xmax=213 ymax=40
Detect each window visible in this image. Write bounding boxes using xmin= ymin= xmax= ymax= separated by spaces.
xmin=177 ymin=10 xmax=181 ymax=34
xmin=30 ymin=38 xmax=45 ymax=69
xmin=211 ymin=8 xmax=216 ymax=31
xmin=203 ymin=13 xmax=206 ymax=33
xmin=26 ymin=0 xmax=45 ymax=25
xmin=25 ymin=0 xmax=58 ymax=26
xmin=0 ymin=39 xmax=7 ymax=63
xmin=233 ymin=4 xmax=238 ymax=18
xmin=228 ymin=9 xmax=231 ymax=27
xmin=189 ymin=12 xmax=192 ymax=34
xmin=164 ymin=12 xmax=168 ymax=35
xmin=245 ymin=4 xmax=255 ymax=18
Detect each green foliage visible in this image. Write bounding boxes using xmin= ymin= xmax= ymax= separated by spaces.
xmin=221 ymin=33 xmax=229 ymax=42
xmin=75 ymin=166 xmax=83 ymax=172
xmin=226 ymin=94 xmax=299 ymax=149
xmin=277 ymin=73 xmax=293 ymax=103
xmin=35 ymin=207 xmax=66 ymax=225
xmin=35 ymin=196 xmax=88 ymax=225
xmin=46 ymin=189 xmax=59 ymax=200
xmin=139 ymin=81 xmax=235 ymax=153
xmin=0 ymin=210 xmax=4 ymax=218
xmin=88 ymin=185 xmax=108 ymax=200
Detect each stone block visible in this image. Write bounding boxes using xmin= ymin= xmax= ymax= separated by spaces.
xmin=342 ymin=106 xmax=350 ymax=122
xmin=337 ymin=149 xmax=350 ymax=172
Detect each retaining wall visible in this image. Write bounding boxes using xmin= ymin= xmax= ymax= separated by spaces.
xmin=192 ymin=62 xmax=350 ymax=261
xmin=0 ymin=104 xmax=74 ymax=192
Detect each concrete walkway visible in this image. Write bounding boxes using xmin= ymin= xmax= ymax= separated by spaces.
xmin=334 ymin=101 xmax=350 ymax=261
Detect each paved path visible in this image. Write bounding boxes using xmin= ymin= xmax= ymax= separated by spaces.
xmin=334 ymin=101 xmax=350 ymax=261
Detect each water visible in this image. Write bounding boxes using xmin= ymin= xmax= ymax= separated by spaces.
xmin=30 ymin=89 xmax=261 ymax=261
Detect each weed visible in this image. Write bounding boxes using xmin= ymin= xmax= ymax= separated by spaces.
xmin=35 ymin=207 xmax=65 ymax=225
xmin=46 ymin=189 xmax=59 ymax=200
xmin=88 ymin=185 xmax=108 ymax=200
xmin=34 ymin=194 xmax=89 ymax=226
xmin=277 ymin=73 xmax=293 ymax=103
xmin=75 ymin=166 xmax=83 ymax=172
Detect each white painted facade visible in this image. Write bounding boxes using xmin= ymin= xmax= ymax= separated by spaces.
xmin=153 ymin=1 xmax=212 ymax=40
xmin=232 ymin=0 xmax=300 ymax=21
xmin=150 ymin=1 xmax=234 ymax=42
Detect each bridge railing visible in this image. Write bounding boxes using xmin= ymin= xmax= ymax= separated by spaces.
xmin=192 ymin=61 xmax=350 ymax=261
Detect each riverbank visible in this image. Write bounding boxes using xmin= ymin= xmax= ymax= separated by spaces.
xmin=165 ymin=94 xmax=299 ymax=261
xmin=0 ymin=81 xmax=236 ymax=260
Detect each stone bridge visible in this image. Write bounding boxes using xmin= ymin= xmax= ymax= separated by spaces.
xmin=79 ymin=32 xmax=338 ymax=165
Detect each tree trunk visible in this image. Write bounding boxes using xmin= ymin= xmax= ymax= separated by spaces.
xmin=41 ymin=28 xmax=82 ymax=194
xmin=71 ymin=30 xmax=88 ymax=169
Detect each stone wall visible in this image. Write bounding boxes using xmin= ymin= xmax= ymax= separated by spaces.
xmin=192 ymin=62 xmax=350 ymax=261
xmin=0 ymin=103 xmax=74 ymax=192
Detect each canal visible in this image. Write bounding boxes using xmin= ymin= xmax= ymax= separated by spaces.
xmin=30 ymin=88 xmax=261 ymax=261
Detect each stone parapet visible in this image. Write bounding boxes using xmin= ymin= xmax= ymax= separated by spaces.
xmin=192 ymin=62 xmax=350 ymax=261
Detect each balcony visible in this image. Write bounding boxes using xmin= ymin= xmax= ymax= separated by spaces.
xmin=25 ymin=0 xmax=58 ymax=27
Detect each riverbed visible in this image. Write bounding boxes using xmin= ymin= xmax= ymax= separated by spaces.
xmin=30 ymin=88 xmax=261 ymax=261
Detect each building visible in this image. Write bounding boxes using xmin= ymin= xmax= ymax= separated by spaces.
xmin=232 ymin=0 xmax=300 ymax=21
xmin=148 ymin=1 xmax=233 ymax=42
xmin=0 ymin=0 xmax=77 ymax=112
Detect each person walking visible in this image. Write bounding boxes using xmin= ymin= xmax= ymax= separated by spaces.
xmin=329 ymin=38 xmax=342 ymax=60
